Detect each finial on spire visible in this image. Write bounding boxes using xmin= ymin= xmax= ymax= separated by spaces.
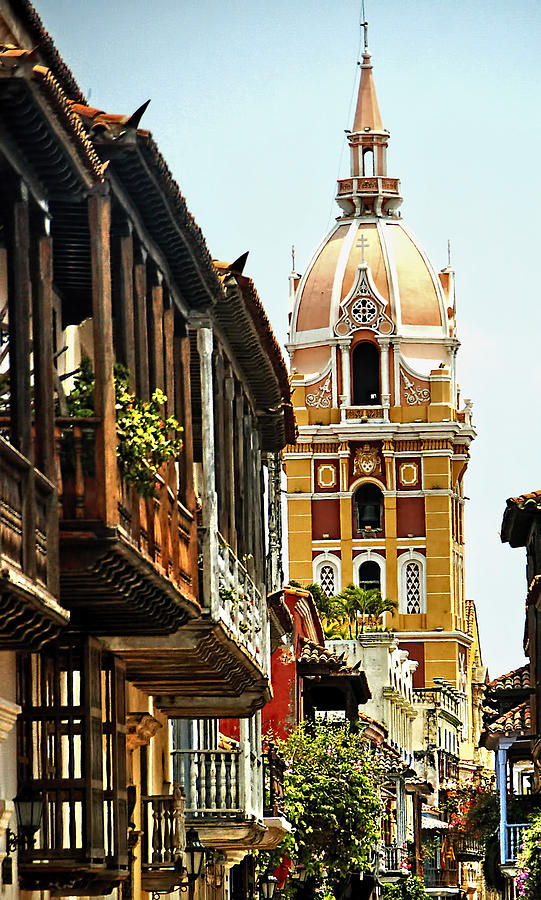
xmin=447 ymin=239 xmax=452 ymax=268
xmin=291 ymin=244 xmax=296 ymax=273
xmin=361 ymin=0 xmax=369 ymax=54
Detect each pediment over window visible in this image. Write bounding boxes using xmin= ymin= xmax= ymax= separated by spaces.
xmin=334 ymin=264 xmax=394 ymax=338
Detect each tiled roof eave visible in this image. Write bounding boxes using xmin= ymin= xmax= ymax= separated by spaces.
xmin=0 ymin=65 xmax=102 ymax=196
xmin=11 ymin=0 xmax=86 ymax=102
xmin=97 ymin=138 xmax=221 ymax=311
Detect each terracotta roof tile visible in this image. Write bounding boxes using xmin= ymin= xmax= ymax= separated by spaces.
xmin=487 ymin=702 xmax=532 ymax=737
xmin=506 ymin=489 xmax=541 ymax=510
xmin=10 ymin=0 xmax=85 ymax=101
xmin=488 ymin=664 xmax=531 ymax=692
xmin=298 ymin=637 xmax=352 ymax=671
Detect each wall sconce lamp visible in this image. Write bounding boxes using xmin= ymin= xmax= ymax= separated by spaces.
xmin=174 ymin=829 xmax=207 ymax=900
xmin=6 ymin=785 xmax=44 ymax=853
xmin=259 ymin=871 xmax=278 ymax=900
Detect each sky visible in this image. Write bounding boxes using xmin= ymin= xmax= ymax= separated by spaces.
xmin=36 ymin=0 xmax=541 ymax=678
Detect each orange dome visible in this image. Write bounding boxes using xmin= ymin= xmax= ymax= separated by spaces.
xmin=291 ymin=217 xmax=448 ymax=341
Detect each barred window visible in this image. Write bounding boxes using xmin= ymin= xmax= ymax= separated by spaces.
xmin=319 ymin=564 xmax=336 ymax=597
xmin=405 ymin=561 xmax=421 ymax=613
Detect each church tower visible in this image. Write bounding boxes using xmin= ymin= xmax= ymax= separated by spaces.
xmin=285 ymin=29 xmax=475 ymax=691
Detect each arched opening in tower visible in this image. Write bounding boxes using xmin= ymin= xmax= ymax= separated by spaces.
xmin=352 ymin=341 xmax=380 ymax=405
xmin=354 ymin=482 xmax=383 ymax=532
xmin=358 ymin=559 xmax=381 ymax=592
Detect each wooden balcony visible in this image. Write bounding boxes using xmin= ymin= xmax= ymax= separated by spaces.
xmin=107 ymin=531 xmax=271 ymax=717
xmin=453 ymin=834 xmax=485 ymax=861
xmin=506 ymin=823 xmax=529 ymax=863
xmin=0 ymin=435 xmax=69 ymax=649
xmin=380 ymin=843 xmax=409 ymax=876
xmin=56 ymin=418 xmax=199 ymax=635
xmin=165 ymin=744 xmax=287 ymax=854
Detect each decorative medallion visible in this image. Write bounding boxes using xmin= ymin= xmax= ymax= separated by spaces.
xmin=399 ymin=462 xmax=418 ymax=486
xmin=353 ymin=444 xmax=381 ymax=478
xmin=306 ymin=373 xmax=332 ymax=408
xmin=317 ymin=463 xmax=337 ymax=489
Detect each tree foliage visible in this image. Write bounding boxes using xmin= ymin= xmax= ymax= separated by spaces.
xmin=381 ymin=876 xmax=430 ymax=900
xmin=306 ymin=582 xmax=397 ymax=638
xmin=266 ymin=721 xmax=382 ymax=900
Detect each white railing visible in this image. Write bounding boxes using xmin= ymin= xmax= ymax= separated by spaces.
xmin=506 ymin=823 xmax=530 ymax=862
xmin=217 ymin=532 xmax=264 ymax=668
xmin=171 ymin=746 xmax=263 ymax=821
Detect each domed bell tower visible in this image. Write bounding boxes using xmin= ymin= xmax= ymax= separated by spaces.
xmin=285 ymin=24 xmax=475 ymax=692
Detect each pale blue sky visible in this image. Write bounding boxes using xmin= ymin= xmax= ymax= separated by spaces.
xmin=37 ymin=0 xmax=541 ymax=678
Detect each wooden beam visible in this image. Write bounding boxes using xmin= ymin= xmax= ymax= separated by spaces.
xmin=31 ymin=217 xmax=59 ymax=595
xmin=116 ymin=225 xmax=136 ymax=386
xmin=88 ymin=190 xmax=118 ymax=527
xmin=133 ymin=251 xmax=149 ymax=401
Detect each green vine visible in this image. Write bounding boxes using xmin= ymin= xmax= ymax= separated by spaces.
xmin=65 ymin=357 xmax=183 ymax=498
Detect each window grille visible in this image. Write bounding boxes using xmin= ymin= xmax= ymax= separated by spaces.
xmin=405 ymin=561 xmax=421 ymax=613
xmin=319 ymin=564 xmax=336 ymax=597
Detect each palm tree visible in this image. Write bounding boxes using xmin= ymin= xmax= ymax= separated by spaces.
xmin=334 ymin=584 xmax=397 ymax=635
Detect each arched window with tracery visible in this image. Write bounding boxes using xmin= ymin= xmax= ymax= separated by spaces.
xmin=319 ymin=564 xmax=336 ymax=597
xmin=398 ymin=553 xmax=426 ymax=614
xmin=352 ymin=342 xmax=380 ymax=406
xmin=314 ymin=555 xmax=341 ymax=596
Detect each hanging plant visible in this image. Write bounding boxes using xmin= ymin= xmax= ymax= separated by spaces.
xmin=516 ymin=813 xmax=541 ymax=899
xmin=65 ymin=357 xmax=183 ymax=498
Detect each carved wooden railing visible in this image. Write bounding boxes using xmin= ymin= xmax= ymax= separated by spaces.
xmin=0 ymin=434 xmax=57 ymax=593
xmin=453 ymin=834 xmax=485 ymax=860
xmin=506 ymin=823 xmax=529 ymax=862
xmin=216 ymin=532 xmax=263 ymax=667
xmin=171 ymin=746 xmax=263 ymax=822
xmin=55 ymin=418 xmax=195 ymax=599
xmin=141 ymin=785 xmax=186 ymax=868
xmin=381 ymin=843 xmax=408 ymax=872
xmin=263 ymin=744 xmax=286 ymax=817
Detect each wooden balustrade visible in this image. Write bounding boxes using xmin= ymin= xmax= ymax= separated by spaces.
xmin=55 ymin=417 xmax=196 ymax=606
xmin=216 ymin=531 xmax=264 ymax=667
xmin=381 ymin=843 xmax=408 ymax=872
xmin=141 ymin=785 xmax=186 ymax=868
xmin=0 ymin=435 xmax=56 ymax=588
xmin=171 ymin=749 xmax=242 ymax=817
xmin=263 ymin=744 xmax=286 ymax=817
xmin=506 ymin=823 xmax=529 ymax=862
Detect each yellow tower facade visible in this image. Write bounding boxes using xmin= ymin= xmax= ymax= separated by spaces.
xmin=285 ymin=35 xmax=476 ymax=693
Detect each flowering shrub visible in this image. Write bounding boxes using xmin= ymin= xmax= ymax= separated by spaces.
xmin=516 ymin=813 xmax=541 ymax=899
xmin=262 ymin=721 xmax=382 ymax=900
xmin=440 ymin=781 xmax=499 ymax=840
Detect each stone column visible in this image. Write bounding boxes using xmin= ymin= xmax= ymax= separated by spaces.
xmin=339 ymin=342 xmax=351 ymax=407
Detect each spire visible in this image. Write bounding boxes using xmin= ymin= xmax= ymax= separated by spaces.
xmin=335 ymin=18 xmax=402 ymax=219
xmin=352 ymin=22 xmax=384 ymax=134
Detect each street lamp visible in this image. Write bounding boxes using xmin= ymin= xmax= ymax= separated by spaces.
xmin=259 ymin=872 xmax=278 ymax=900
xmin=177 ymin=828 xmax=207 ymax=900
xmin=6 ymin=785 xmax=44 ymax=852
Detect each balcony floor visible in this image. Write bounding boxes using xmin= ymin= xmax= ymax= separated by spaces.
xmin=103 ymin=618 xmax=271 ymax=717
